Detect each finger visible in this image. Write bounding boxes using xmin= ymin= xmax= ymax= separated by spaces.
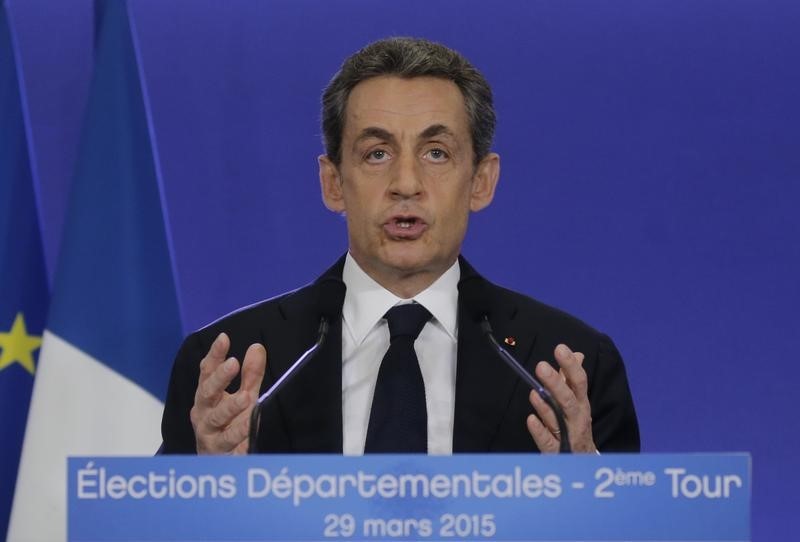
xmin=554 ymin=344 xmax=588 ymax=399
xmin=535 ymin=360 xmax=581 ymax=419
xmin=199 ymin=333 xmax=230 ymax=380
xmin=526 ymin=413 xmax=559 ymax=453
xmin=529 ymin=388 xmax=560 ymax=435
xmin=194 ymin=356 xmax=240 ymax=408
xmin=232 ymin=439 xmax=250 ymax=455
xmin=203 ymin=390 xmax=251 ymax=431
xmin=240 ymin=343 xmax=267 ymax=396
xmin=217 ymin=404 xmax=252 ymax=454
xmin=537 ymin=353 xmax=596 ymax=453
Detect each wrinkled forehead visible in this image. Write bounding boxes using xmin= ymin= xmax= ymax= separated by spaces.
xmin=343 ymin=75 xmax=470 ymax=139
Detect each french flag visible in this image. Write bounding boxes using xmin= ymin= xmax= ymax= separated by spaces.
xmin=10 ymin=1 xmax=183 ymax=540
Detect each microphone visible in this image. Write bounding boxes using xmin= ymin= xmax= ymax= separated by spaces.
xmin=458 ymin=278 xmax=571 ymax=453
xmin=247 ymin=277 xmax=346 ymax=453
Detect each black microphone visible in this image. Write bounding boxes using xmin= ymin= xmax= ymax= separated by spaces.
xmin=247 ymin=277 xmax=346 ymax=453
xmin=458 ymin=278 xmax=571 ymax=453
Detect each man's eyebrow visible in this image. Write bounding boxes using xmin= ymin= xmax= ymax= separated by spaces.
xmin=419 ymin=124 xmax=456 ymax=140
xmin=354 ymin=127 xmax=396 ymax=145
xmin=353 ymin=124 xmax=456 ymax=149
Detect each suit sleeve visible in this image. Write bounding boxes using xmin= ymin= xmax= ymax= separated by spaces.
xmin=588 ymin=334 xmax=641 ymax=452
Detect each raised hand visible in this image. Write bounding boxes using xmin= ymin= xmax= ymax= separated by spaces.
xmin=190 ymin=333 xmax=267 ymax=454
xmin=526 ymin=344 xmax=597 ymax=454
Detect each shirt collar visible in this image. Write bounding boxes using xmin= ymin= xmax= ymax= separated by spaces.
xmin=342 ymin=252 xmax=460 ymax=346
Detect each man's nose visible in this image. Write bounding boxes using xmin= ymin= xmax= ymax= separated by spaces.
xmin=388 ymin=153 xmax=423 ymax=199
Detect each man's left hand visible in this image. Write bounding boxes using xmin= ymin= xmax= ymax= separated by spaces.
xmin=526 ymin=344 xmax=598 ymax=453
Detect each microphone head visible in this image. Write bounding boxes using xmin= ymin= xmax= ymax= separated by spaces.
xmin=315 ymin=277 xmax=346 ymax=321
xmin=457 ymin=276 xmax=491 ymax=323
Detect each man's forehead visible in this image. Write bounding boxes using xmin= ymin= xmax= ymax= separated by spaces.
xmin=344 ymin=76 xmax=469 ymax=133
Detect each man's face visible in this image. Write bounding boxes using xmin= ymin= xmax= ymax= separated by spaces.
xmin=320 ymin=75 xmax=499 ymax=294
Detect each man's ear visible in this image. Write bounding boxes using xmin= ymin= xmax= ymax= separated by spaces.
xmin=470 ymin=152 xmax=500 ymax=212
xmin=319 ymin=155 xmax=346 ymax=213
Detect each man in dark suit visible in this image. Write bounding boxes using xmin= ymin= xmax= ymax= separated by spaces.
xmin=160 ymin=37 xmax=639 ymax=455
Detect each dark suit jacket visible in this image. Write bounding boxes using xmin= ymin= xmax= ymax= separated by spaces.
xmin=160 ymin=256 xmax=639 ymax=454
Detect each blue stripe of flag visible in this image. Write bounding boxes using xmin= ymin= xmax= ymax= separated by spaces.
xmin=46 ymin=0 xmax=183 ymax=401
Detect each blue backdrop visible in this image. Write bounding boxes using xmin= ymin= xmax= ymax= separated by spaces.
xmin=5 ymin=0 xmax=799 ymax=540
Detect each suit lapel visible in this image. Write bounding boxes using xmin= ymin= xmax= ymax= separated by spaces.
xmin=453 ymin=257 xmax=538 ymax=452
xmin=272 ymin=257 xmax=345 ymax=453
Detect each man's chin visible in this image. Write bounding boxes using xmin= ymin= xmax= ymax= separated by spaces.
xmin=378 ymin=247 xmax=448 ymax=278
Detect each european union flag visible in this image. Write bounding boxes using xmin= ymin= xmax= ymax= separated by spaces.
xmin=0 ymin=4 xmax=50 ymax=540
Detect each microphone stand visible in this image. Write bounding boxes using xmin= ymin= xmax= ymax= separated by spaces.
xmin=247 ymin=318 xmax=330 ymax=454
xmin=479 ymin=317 xmax=571 ymax=453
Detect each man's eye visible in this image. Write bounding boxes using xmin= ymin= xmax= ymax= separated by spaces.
xmin=425 ymin=148 xmax=449 ymax=162
xmin=366 ymin=149 xmax=390 ymax=163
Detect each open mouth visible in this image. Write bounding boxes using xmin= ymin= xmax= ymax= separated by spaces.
xmin=384 ymin=216 xmax=428 ymax=239
xmin=396 ymin=217 xmax=419 ymax=229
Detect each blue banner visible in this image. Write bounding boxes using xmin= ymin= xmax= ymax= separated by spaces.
xmin=68 ymin=454 xmax=750 ymax=541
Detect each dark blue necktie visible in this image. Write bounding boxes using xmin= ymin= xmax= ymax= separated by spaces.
xmin=364 ymin=303 xmax=431 ymax=453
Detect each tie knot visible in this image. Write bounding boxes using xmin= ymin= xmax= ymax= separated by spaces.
xmin=384 ymin=303 xmax=431 ymax=342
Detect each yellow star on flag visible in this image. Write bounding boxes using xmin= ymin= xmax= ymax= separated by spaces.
xmin=0 ymin=312 xmax=42 ymax=375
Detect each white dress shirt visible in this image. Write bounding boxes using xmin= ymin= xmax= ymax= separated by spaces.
xmin=341 ymin=253 xmax=459 ymax=455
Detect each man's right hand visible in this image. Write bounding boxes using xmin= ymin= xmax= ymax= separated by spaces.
xmin=190 ymin=332 xmax=267 ymax=454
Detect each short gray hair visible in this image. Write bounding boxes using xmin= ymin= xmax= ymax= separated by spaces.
xmin=321 ymin=37 xmax=496 ymax=166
